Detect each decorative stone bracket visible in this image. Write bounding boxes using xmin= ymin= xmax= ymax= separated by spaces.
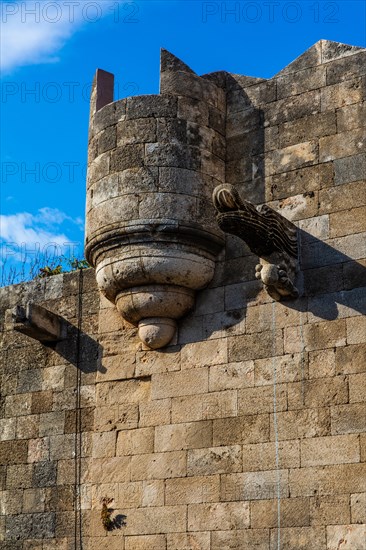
xmin=213 ymin=184 xmax=299 ymax=301
xmin=11 ymin=303 xmax=67 ymax=344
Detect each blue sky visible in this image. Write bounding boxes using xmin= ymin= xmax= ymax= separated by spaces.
xmin=1 ymin=0 xmax=365 ymax=284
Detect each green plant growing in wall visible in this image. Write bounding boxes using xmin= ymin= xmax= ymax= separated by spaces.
xmin=37 ymin=265 xmax=63 ymax=278
xmin=101 ymin=497 xmax=114 ymax=531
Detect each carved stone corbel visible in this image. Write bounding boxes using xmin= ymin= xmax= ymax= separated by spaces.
xmin=213 ymin=184 xmax=299 ymax=301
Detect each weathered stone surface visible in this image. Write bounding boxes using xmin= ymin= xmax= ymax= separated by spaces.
xmin=251 ymin=497 xmax=310 ymax=528
xmin=188 ymin=445 xmax=242 ymax=476
xmin=1 ymin=41 xmax=366 ymax=548
xmin=130 ymin=451 xmax=186 ymax=480
xmin=188 ymin=502 xmax=249 ymax=531
xmin=154 ymin=421 xmax=212 ymax=452
xmin=327 ymin=524 xmax=366 ymax=550
xmin=319 ymin=128 xmax=365 ymax=162
xmin=165 ymin=475 xmax=219 ymax=505
xmin=221 ymin=470 xmax=289 ymax=501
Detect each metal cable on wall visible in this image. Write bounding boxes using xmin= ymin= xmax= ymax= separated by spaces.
xmin=74 ymin=269 xmax=84 ymax=549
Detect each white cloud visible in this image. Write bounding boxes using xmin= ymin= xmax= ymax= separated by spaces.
xmin=0 ymin=207 xmax=85 ymax=283
xmin=0 ymin=1 xmax=118 ymax=73
xmin=0 ymin=207 xmax=82 ymax=250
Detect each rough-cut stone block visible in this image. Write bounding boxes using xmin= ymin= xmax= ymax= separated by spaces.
xmin=138 ymin=191 xmax=197 ymax=221
xmin=265 ymin=90 xmax=320 ymax=126
xmin=167 ymin=532 xmax=210 ymax=550
xmin=303 ymin=320 xmax=347 ymax=351
xmin=351 ymin=492 xmax=366 ymax=524
xmin=151 ymin=368 xmax=208 ymax=399
xmin=331 ymin=403 xmax=366 ymax=434
xmin=138 ymin=398 xmax=171 ymax=428
xmin=288 ymin=375 xmax=348 ymax=409
xmin=321 ymin=78 xmax=364 ymax=111
xmin=309 ymin=349 xmax=336 ymax=379
xmin=327 ymin=524 xmax=366 ymax=550
xmin=6 ymin=463 xmax=33 ymax=489
xmin=91 ymin=431 xmax=116 ymax=458
xmin=114 ymin=481 xmax=143 ymax=509
xmin=209 ymin=361 xmax=254 ymax=391
xmin=238 ymin=384 xmax=287 ymax=415
xmin=87 ymin=151 xmax=110 ymax=184
xmin=272 ymin=408 xmax=330 ymax=441
xmin=280 ymin=112 xmax=335 ymax=148
xmin=221 ymin=470 xmax=289 ymax=501
xmin=334 ymin=154 xmax=366 ymax=186
xmin=266 ymin=140 xmax=318 ymax=175
xmin=118 ymin=117 xmax=156 ymax=146
xmin=329 ymin=206 xmax=366 ymax=238
xmin=125 ymin=535 xmax=166 ymax=550
xmin=211 ymin=529 xmax=270 ymax=549
xmin=301 ymin=434 xmax=360 ymax=467
xmin=91 ymin=456 xmax=130 ymax=483
xmin=98 ymin=125 xmax=116 ymax=153
xmin=268 ymin=163 xmax=333 ymax=202
xmin=39 ymin=411 xmax=65 ymax=437
xmin=171 ymin=390 xmax=237 ymax=423
xmin=270 ymin=526 xmax=325 ymax=550
xmin=349 ymin=372 xmax=366 ymax=403
xmin=347 ymin=316 xmax=366 ymax=345
xmin=181 ymin=339 xmax=227 ymax=369
xmin=32 ymin=461 xmax=57 ymax=487
xmin=228 ymin=330 xmax=284 ymax=362
xmin=337 ymin=102 xmax=366 ymax=132
xmin=255 ymin=353 xmax=307 ymax=386
xmin=310 ymin=494 xmax=350 ymax=526
xmin=131 ymin=451 xmax=186 ymax=480
xmin=0 ymin=418 xmax=16 ymax=441
xmin=16 ymin=414 xmax=39 ymax=439
xmin=126 ymin=95 xmax=177 ymax=119
xmin=1 ymin=489 xmax=23 ymax=515
xmin=122 ymin=505 xmax=186 ymax=535
xmin=213 ymin=414 xmax=269 ymax=446
xmin=5 ymin=393 xmax=32 ymax=417
xmin=142 ymin=479 xmax=164 ymax=507
xmin=165 ymin=475 xmax=219 ymax=505
xmin=277 ymin=65 xmax=326 ymax=98
xmin=28 ymin=438 xmax=50 ymax=463
xmin=154 ymin=421 xmax=212 ymax=452
xmin=319 ymin=181 xmax=366 ymax=215
xmin=289 ymin=463 xmax=366 ymax=497
xmin=251 ymin=497 xmax=310 ymax=528
xmin=96 ymin=379 xmax=150 ymax=406
xmin=96 ymin=354 xmax=135 ymax=382
xmin=135 ymin=347 xmax=180 ymax=377
xmin=94 ymin=404 xmax=138 ymax=432
xmin=336 ymin=344 xmax=366 ymax=375
xmin=0 ymin=440 xmax=28 ymax=465
xmin=242 ymin=440 xmax=300 ymax=472
xmin=188 ymin=502 xmax=249 ymax=531
xmin=187 ymin=445 xmax=242 ymax=476
xmin=319 ymin=128 xmax=365 ymax=162
xmin=116 ymin=428 xmax=154 ymax=456
xmin=326 ymin=50 xmax=366 ymax=83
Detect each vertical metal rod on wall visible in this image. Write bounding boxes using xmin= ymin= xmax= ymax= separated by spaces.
xmin=74 ymin=269 xmax=84 ymax=549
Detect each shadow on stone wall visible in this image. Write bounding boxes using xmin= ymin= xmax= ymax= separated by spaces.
xmin=50 ymin=320 xmax=106 ymax=374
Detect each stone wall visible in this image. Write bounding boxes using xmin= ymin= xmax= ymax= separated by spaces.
xmin=0 ymin=40 xmax=365 ymax=549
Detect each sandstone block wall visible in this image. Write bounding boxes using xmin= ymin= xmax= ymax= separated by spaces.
xmin=1 ymin=40 xmax=365 ymax=549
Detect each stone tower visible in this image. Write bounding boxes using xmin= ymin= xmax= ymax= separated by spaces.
xmin=0 ymin=40 xmax=365 ymax=549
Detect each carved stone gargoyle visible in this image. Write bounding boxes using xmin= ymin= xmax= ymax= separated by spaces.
xmin=212 ymin=184 xmax=299 ymax=301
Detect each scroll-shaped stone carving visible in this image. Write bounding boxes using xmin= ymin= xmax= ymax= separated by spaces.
xmin=213 ymin=184 xmax=299 ymax=301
